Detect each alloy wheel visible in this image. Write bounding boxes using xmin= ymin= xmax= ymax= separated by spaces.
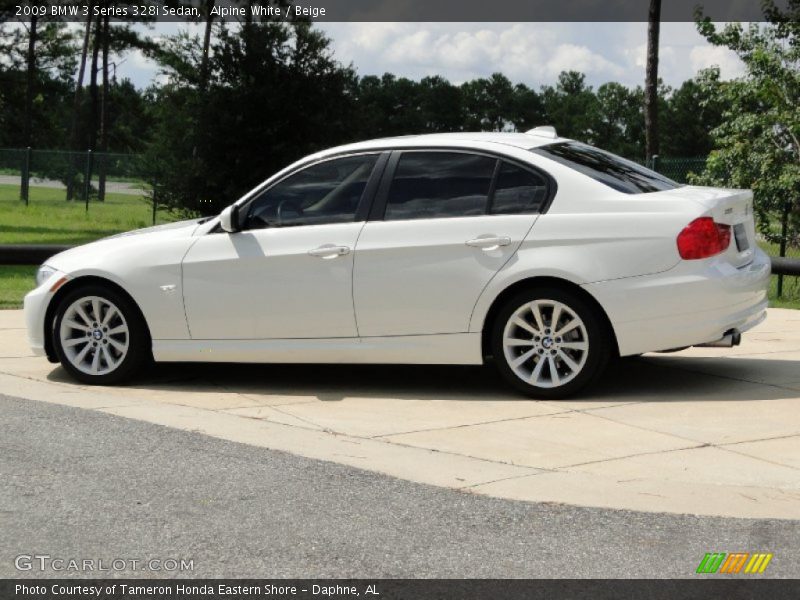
xmin=501 ymin=299 xmax=589 ymax=388
xmin=58 ymin=295 xmax=130 ymax=376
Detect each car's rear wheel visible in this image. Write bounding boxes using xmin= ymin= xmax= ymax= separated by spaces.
xmin=491 ymin=287 xmax=612 ymax=399
xmin=53 ymin=285 xmax=149 ymax=385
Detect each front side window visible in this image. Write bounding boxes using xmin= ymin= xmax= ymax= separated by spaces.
xmin=384 ymin=152 xmax=496 ymax=221
xmin=244 ymin=154 xmax=378 ymax=229
xmin=531 ymin=141 xmax=678 ymax=194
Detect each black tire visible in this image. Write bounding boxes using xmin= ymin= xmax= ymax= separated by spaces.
xmin=490 ymin=286 xmax=612 ymax=399
xmin=52 ymin=284 xmax=150 ymax=385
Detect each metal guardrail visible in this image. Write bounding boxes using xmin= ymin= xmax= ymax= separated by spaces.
xmin=2 ymin=244 xmax=799 ymax=274
xmin=771 ymin=257 xmax=800 ymax=277
xmin=0 ymin=245 xmax=72 ymax=265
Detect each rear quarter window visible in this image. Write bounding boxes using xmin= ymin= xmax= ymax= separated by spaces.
xmin=490 ymin=162 xmax=548 ymax=214
xmin=531 ymin=142 xmax=679 ymax=194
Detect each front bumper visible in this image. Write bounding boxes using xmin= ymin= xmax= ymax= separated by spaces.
xmin=584 ymin=248 xmax=771 ymax=356
xmin=23 ymin=277 xmax=60 ymax=358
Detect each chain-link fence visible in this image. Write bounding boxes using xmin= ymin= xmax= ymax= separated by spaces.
xmin=0 ymin=147 xmax=163 ymax=226
xmin=649 ymin=156 xmax=708 ymax=184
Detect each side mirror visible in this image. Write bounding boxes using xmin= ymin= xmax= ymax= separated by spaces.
xmin=219 ymin=204 xmax=241 ymax=233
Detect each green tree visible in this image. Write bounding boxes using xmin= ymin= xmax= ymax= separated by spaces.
xmin=418 ymin=75 xmax=464 ymax=132
xmin=0 ymin=21 xmax=75 ymax=148
xmin=541 ymin=71 xmax=599 ymax=143
xmin=148 ymin=21 xmax=358 ymax=214
xmin=661 ymin=70 xmax=724 ymax=157
xmin=352 ymin=74 xmax=394 ymax=137
xmin=461 ymin=73 xmax=515 ymax=131
xmin=692 ymin=6 xmax=800 ymax=248
xmin=507 ymin=83 xmax=545 ymax=132
xmin=95 ymin=15 xmax=158 ymax=199
xmin=595 ymin=81 xmax=644 ymax=158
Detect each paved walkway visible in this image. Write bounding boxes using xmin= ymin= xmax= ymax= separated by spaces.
xmin=1 ymin=308 xmax=799 ymax=519
xmin=0 ymin=175 xmax=143 ymax=196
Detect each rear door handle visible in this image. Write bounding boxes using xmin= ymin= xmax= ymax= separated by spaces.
xmin=308 ymin=245 xmax=350 ymax=259
xmin=465 ymin=236 xmax=512 ymax=251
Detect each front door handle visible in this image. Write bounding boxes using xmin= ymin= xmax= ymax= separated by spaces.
xmin=465 ymin=236 xmax=512 ymax=251
xmin=308 ymin=245 xmax=351 ymax=259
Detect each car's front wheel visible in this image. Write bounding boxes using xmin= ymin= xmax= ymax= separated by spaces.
xmin=53 ymin=284 xmax=150 ymax=385
xmin=491 ymin=287 xmax=612 ymax=399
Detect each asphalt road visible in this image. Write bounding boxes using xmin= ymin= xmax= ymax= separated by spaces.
xmin=0 ymin=175 xmax=142 ymax=196
xmin=1 ymin=394 xmax=798 ymax=579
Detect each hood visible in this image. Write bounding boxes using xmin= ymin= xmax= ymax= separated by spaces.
xmin=44 ymin=218 xmax=206 ymax=273
xmin=105 ymin=217 xmax=208 ymax=239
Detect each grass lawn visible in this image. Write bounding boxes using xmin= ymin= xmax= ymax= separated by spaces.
xmin=0 ymin=183 xmax=175 ymax=245
xmin=759 ymin=240 xmax=800 ymax=309
xmin=768 ymin=278 xmax=800 ymax=309
xmin=0 ymin=265 xmax=36 ymax=309
xmin=1 ymin=183 xmax=182 ymax=308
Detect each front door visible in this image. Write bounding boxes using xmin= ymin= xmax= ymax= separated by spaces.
xmin=182 ymin=153 xmax=382 ymax=340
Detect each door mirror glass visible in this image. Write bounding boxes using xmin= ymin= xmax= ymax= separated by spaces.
xmin=219 ymin=204 xmax=240 ymax=233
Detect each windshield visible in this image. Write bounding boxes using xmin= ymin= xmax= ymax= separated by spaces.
xmin=531 ymin=141 xmax=679 ymax=194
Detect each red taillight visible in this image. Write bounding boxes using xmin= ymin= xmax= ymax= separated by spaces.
xmin=676 ymin=217 xmax=731 ymax=260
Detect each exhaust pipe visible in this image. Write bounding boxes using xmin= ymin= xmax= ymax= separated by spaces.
xmin=696 ymin=329 xmax=741 ymax=348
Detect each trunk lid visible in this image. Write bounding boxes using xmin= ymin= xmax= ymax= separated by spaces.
xmin=657 ymin=185 xmax=756 ymax=268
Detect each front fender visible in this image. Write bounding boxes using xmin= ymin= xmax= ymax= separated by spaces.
xmin=46 ymin=235 xmax=198 ymax=340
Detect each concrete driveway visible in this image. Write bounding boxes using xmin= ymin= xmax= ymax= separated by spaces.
xmin=1 ymin=308 xmax=799 ymax=520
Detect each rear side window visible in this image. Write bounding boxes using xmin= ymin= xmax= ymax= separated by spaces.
xmin=531 ymin=141 xmax=678 ymax=194
xmin=384 ymin=152 xmax=496 ymax=220
xmin=490 ymin=162 xmax=548 ymax=214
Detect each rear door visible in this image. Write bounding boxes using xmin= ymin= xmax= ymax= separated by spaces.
xmin=353 ymin=150 xmax=550 ymax=337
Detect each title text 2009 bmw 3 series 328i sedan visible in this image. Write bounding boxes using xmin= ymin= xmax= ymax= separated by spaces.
xmin=24 ymin=128 xmax=770 ymax=398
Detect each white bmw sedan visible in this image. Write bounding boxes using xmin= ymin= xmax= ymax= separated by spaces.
xmin=24 ymin=129 xmax=770 ymax=398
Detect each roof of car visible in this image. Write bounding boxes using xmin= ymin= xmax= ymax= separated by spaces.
xmin=316 ymin=131 xmax=571 ymax=158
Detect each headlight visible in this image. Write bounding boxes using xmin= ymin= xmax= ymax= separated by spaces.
xmin=36 ymin=265 xmax=57 ymax=287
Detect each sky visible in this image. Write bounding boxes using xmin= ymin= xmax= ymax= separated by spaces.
xmin=118 ymin=21 xmax=746 ymax=91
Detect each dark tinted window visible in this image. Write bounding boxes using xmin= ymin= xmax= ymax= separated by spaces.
xmin=490 ymin=162 xmax=548 ymax=214
xmin=245 ymin=154 xmax=378 ymax=229
xmin=385 ymin=152 xmax=496 ymax=220
xmin=531 ymin=142 xmax=679 ymax=194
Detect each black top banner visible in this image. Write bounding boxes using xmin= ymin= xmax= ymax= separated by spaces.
xmin=2 ymin=0 xmax=792 ymax=22
xmin=3 ymin=579 xmax=800 ymax=600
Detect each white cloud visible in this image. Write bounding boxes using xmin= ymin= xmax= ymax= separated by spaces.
xmin=105 ymin=21 xmax=748 ymax=91
xmin=341 ymin=22 xmax=409 ymax=54
xmin=689 ymin=45 xmax=746 ymax=79
xmin=545 ymin=43 xmax=625 ymax=79
xmin=323 ymin=23 xmax=629 ymax=86
xmin=129 ymin=49 xmax=156 ymax=71
xmin=623 ymin=43 xmax=648 ymax=69
xmin=622 ymin=43 xmax=675 ymax=70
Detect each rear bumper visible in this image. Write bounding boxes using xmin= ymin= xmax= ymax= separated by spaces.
xmin=584 ymin=248 xmax=771 ymax=356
